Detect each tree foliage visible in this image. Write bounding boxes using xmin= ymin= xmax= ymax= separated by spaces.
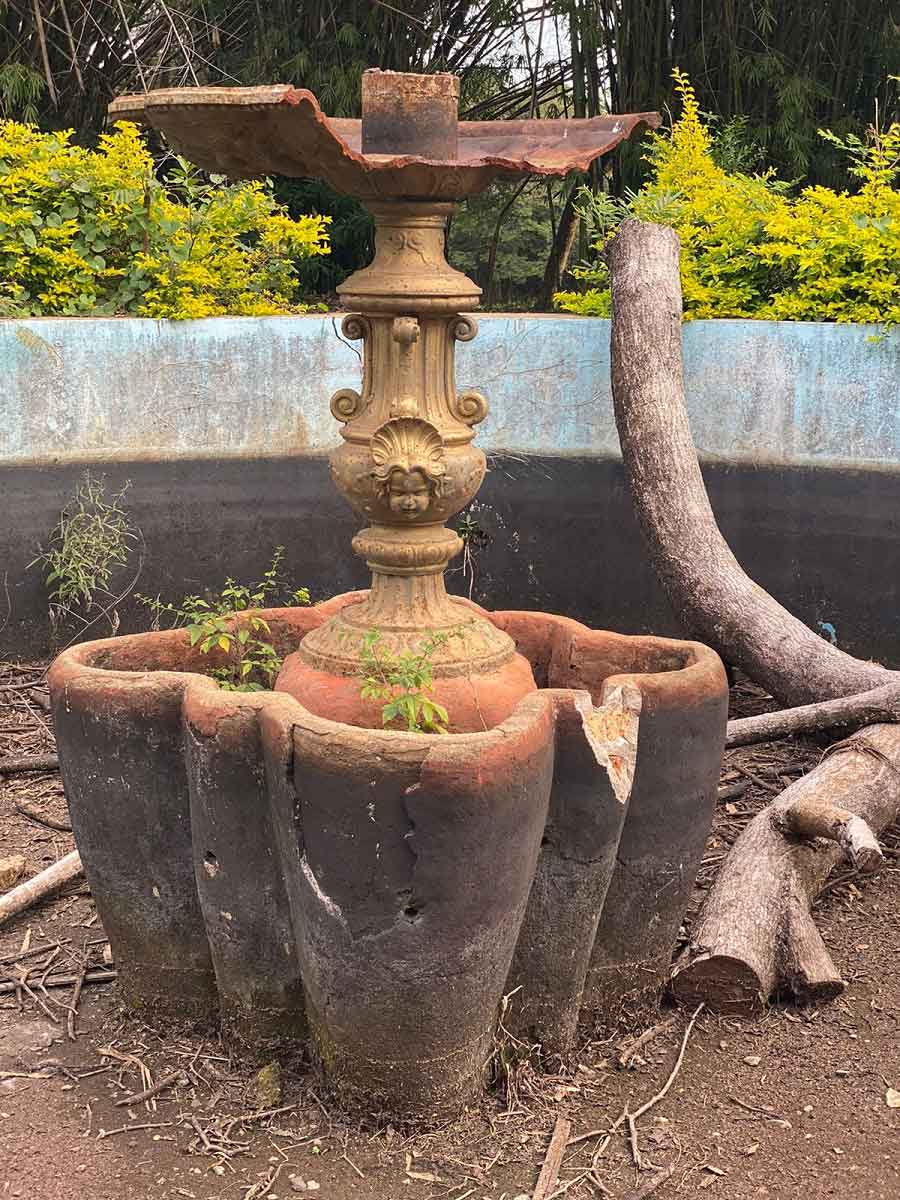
xmin=0 ymin=119 xmax=329 ymax=317
xmin=595 ymin=0 xmax=900 ymax=189
xmin=0 ymin=1 xmax=530 ymax=135
xmin=449 ymin=180 xmax=554 ymax=307
xmin=0 ymin=3 xmax=898 ymax=308
xmin=556 ymin=73 xmax=900 ymax=330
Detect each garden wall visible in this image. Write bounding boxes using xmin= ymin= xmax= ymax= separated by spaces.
xmin=1 ymin=315 xmax=898 ymax=662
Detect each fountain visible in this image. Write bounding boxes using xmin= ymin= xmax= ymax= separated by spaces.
xmin=48 ymin=73 xmax=728 ymax=1121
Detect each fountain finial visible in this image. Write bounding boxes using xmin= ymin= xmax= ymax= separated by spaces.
xmin=361 ymin=68 xmax=460 ymax=158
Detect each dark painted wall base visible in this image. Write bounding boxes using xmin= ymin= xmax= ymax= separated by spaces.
xmin=2 ymin=453 xmax=898 ymax=665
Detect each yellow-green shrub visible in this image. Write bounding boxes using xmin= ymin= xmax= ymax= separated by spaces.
xmin=0 ymin=120 xmax=330 ymax=319
xmin=758 ymin=125 xmax=900 ymax=326
xmin=556 ymin=72 xmax=900 ymax=330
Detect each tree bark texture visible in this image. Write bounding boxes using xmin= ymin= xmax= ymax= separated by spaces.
xmin=539 ymin=185 xmax=581 ymax=309
xmin=606 ymin=220 xmax=895 ymax=709
xmin=670 ymin=727 xmax=900 ymax=1010
xmin=780 ymin=794 xmax=883 ymax=873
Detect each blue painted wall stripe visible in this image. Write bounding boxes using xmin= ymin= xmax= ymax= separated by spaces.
xmin=0 ymin=315 xmax=897 ymax=469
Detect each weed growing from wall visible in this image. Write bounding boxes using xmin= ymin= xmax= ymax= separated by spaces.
xmin=31 ymin=471 xmax=140 ymax=638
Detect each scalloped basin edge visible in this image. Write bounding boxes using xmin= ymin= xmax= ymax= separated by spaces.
xmin=48 ymin=596 xmax=727 ymax=1121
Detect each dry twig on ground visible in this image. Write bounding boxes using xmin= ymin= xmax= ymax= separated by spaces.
xmin=531 ymin=1113 xmax=572 ymax=1200
xmin=0 ymin=754 xmax=59 ymax=774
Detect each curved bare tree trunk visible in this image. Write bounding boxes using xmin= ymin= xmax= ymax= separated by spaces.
xmin=606 ymin=220 xmax=895 ymax=709
xmin=606 ymin=219 xmax=900 ymax=1010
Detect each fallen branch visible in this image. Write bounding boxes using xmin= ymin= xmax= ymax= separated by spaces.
xmin=0 ymin=754 xmax=59 ymax=775
xmin=0 ymin=940 xmax=64 ymax=967
xmin=0 ymin=850 xmax=83 ymax=927
xmin=731 ymin=762 xmax=781 ymax=793
xmin=568 ymin=1006 xmax=703 ymax=1156
xmin=728 ymin=1095 xmax=791 ymax=1127
xmin=780 ymin=794 xmax=882 ymax=873
xmin=626 ymin=1108 xmax=642 ymax=1168
xmin=671 ymin=727 xmax=900 ymax=1010
xmin=621 ymin=1162 xmax=676 ymax=1200
xmin=532 ymin=1113 xmax=572 ymax=1200
xmin=621 ymin=1005 xmax=702 ymax=1124
xmin=0 ymin=969 xmax=115 ymax=996
xmin=115 ymin=1070 xmax=183 ymax=1107
xmin=97 ymin=1121 xmax=173 ymax=1140
xmin=616 ymin=1013 xmax=678 ymax=1068
xmin=727 ymin=682 xmax=900 ymax=747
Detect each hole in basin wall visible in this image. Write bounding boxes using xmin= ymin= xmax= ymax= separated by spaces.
xmin=203 ymin=851 xmax=219 ymax=879
xmin=398 ymin=887 xmax=422 ymax=922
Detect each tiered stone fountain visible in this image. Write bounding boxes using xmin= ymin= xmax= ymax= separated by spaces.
xmin=49 ymin=72 xmax=728 ymax=1121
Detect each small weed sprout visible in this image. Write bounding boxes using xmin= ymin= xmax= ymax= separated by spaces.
xmin=138 ymin=546 xmax=309 ymax=692
xmin=32 ymin=471 xmax=140 ymax=637
xmin=454 ymin=512 xmax=490 ymax=601
xmin=359 ymin=629 xmax=450 ymax=733
xmin=488 ymin=987 xmax=540 ymax=1110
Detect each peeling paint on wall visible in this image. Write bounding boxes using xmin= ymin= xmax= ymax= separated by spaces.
xmin=0 ymin=315 xmax=898 ymax=470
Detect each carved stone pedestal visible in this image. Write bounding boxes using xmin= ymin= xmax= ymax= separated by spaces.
xmin=277 ymin=200 xmax=537 ymax=730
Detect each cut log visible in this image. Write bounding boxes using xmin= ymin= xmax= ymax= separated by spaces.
xmin=0 ymin=850 xmax=83 ymax=927
xmin=606 ymin=219 xmax=896 ymax=709
xmin=670 ymin=725 xmax=900 ymax=1011
xmin=726 ymin=682 xmax=900 ymax=747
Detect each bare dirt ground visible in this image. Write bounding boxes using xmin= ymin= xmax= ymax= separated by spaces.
xmin=1 ymin=664 xmax=898 ymax=1200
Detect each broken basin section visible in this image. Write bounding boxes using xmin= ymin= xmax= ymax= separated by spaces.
xmin=48 ymin=598 xmax=726 ymax=1121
